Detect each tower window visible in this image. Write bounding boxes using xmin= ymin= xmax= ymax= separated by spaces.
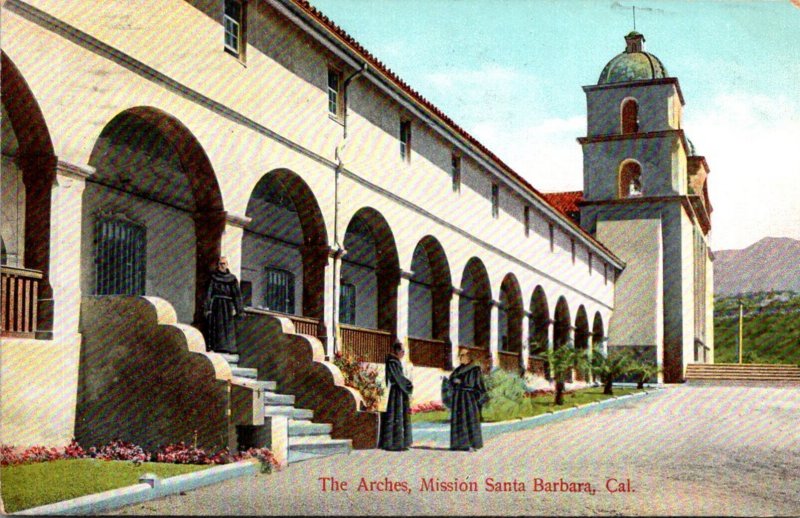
xmin=451 ymin=153 xmax=461 ymax=192
xmin=621 ymin=99 xmax=639 ymax=134
xmin=400 ymin=121 xmax=412 ymax=161
xmin=491 ymin=183 xmax=499 ymax=218
xmin=223 ymin=0 xmax=246 ymax=60
xmin=328 ymin=69 xmax=344 ymax=119
xmin=619 ymin=161 xmax=643 ymax=198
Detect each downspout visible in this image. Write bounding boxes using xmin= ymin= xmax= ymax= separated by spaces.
xmin=331 ymin=62 xmax=368 ymax=358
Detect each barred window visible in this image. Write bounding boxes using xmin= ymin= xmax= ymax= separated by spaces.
xmin=94 ymin=217 xmax=146 ymax=296
xmin=339 ymin=282 xmax=356 ymax=325
xmin=264 ymin=267 xmax=295 ymax=314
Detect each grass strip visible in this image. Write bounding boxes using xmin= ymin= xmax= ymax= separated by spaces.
xmin=1 ymin=458 xmax=209 ymax=513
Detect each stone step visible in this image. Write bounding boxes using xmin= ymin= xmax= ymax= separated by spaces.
xmin=217 ymin=353 xmax=240 ymax=364
xmin=288 ymin=419 xmax=332 ymax=437
xmin=263 ymin=392 xmax=295 ymax=406
xmin=264 ymin=406 xmax=314 ymax=420
xmin=231 ymin=366 xmax=258 ymax=379
xmin=231 ymin=377 xmax=277 ymax=391
xmin=288 ymin=437 xmax=351 ymax=463
xmin=688 ymin=367 xmax=800 ymax=372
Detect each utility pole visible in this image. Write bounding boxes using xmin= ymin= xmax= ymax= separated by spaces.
xmin=738 ymin=300 xmax=744 ymax=364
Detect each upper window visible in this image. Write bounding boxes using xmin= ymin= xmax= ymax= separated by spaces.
xmin=328 ymin=69 xmax=344 ymax=120
xmin=224 ymin=0 xmax=246 ymax=60
xmin=621 ymin=99 xmax=639 ymax=134
xmin=524 ymin=206 xmax=530 ymax=237
xmin=400 ymin=121 xmax=412 ymax=162
xmin=491 ymin=183 xmax=499 ymax=218
xmin=95 ymin=217 xmax=146 ymax=296
xmin=451 ymin=153 xmax=461 ymax=192
xmin=549 ymin=223 xmax=554 ymax=252
xmin=619 ymin=161 xmax=643 ymax=198
xmin=571 ymin=239 xmax=576 ymax=264
xmin=339 ymin=282 xmax=356 ymax=325
xmin=264 ymin=267 xmax=295 ymax=314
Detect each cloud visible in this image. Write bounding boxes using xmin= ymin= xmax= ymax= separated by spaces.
xmin=685 ymin=93 xmax=800 ymax=250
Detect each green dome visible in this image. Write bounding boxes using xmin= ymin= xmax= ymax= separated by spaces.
xmin=598 ymin=33 xmax=668 ymax=85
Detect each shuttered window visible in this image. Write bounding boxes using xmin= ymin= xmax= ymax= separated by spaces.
xmin=94 ymin=217 xmax=146 ymax=296
xmin=264 ymin=267 xmax=294 ymax=314
xmin=339 ymin=282 xmax=356 ymax=325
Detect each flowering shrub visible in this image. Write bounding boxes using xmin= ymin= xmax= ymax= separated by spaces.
xmin=410 ymin=401 xmax=446 ymax=414
xmin=238 ymin=447 xmax=281 ymax=473
xmin=333 ymin=352 xmax=385 ymax=412
xmin=88 ymin=440 xmax=148 ymax=463
xmin=0 ymin=439 xmax=279 ymax=471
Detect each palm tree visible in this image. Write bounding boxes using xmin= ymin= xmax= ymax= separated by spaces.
xmin=630 ymin=361 xmax=660 ymax=389
xmin=591 ymin=346 xmax=633 ymax=395
xmin=546 ymin=345 xmax=590 ymax=405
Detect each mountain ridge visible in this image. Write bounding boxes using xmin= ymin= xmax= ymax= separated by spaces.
xmin=713 ymin=237 xmax=800 ymax=296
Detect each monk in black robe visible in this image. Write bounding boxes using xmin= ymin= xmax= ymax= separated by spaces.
xmin=446 ymin=349 xmax=488 ymax=451
xmin=379 ymin=342 xmax=413 ymax=451
xmin=204 ymin=257 xmax=244 ymax=354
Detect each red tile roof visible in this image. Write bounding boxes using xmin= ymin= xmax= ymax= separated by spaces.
xmin=543 ymin=191 xmax=584 ymax=218
xmin=288 ymin=1 xmax=620 ymax=265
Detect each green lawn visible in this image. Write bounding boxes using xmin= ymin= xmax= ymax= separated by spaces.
xmin=1 ymin=459 xmax=210 ymax=513
xmin=411 ymin=387 xmax=643 ymax=424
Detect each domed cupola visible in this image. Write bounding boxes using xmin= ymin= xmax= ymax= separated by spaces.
xmin=597 ymin=32 xmax=668 ymax=85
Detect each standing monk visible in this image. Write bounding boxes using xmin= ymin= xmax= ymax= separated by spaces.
xmin=447 ymin=349 xmax=488 ymax=451
xmin=379 ymin=342 xmax=413 ymax=451
xmin=204 ymin=257 xmax=243 ymax=354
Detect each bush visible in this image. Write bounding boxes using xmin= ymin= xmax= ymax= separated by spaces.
xmin=88 ymin=440 xmax=148 ymax=463
xmin=332 ymin=352 xmax=385 ymax=411
xmin=482 ymin=369 xmax=528 ymax=420
xmin=410 ymin=401 xmax=446 ymax=414
xmin=238 ymin=447 xmax=281 ymax=473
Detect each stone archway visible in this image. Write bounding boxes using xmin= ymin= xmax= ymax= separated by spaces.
xmin=242 ymin=170 xmax=328 ymax=333
xmin=553 ymin=296 xmax=571 ymax=351
xmin=458 ymin=257 xmax=492 ymax=370
xmin=1 ymin=52 xmax=56 ymax=336
xmin=574 ymin=305 xmax=590 ymax=381
xmin=592 ymin=312 xmax=605 ymax=351
xmin=498 ymin=273 xmax=523 ymax=372
xmin=85 ymin=107 xmax=223 ymax=325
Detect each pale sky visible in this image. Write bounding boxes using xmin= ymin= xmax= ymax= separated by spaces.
xmin=311 ymin=0 xmax=800 ymax=251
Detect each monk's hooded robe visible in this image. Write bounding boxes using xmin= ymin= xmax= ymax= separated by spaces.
xmin=379 ymin=354 xmax=413 ymax=451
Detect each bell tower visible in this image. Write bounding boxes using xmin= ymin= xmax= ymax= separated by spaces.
xmin=578 ymin=33 xmax=714 ymax=383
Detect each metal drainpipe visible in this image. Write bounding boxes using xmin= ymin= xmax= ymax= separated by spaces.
xmin=331 ymin=62 xmax=368 ymax=358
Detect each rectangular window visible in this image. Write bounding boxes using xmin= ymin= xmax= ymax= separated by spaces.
xmin=400 ymin=121 xmax=411 ymax=161
xmin=264 ymin=267 xmax=295 ymax=314
xmin=451 ymin=153 xmax=461 ymax=192
xmin=328 ymin=68 xmax=343 ymax=119
xmin=588 ymin=252 xmax=593 ymax=274
xmin=549 ymin=224 xmax=554 ymax=252
xmin=604 ymin=263 xmax=608 ymax=285
xmin=491 ymin=183 xmax=499 ymax=218
xmin=339 ymin=282 xmax=356 ymax=325
xmin=94 ymin=217 xmax=146 ymax=296
xmin=524 ymin=206 xmax=530 ymax=237
xmin=224 ymin=0 xmax=245 ymax=59
xmin=571 ymin=239 xmax=576 ymax=264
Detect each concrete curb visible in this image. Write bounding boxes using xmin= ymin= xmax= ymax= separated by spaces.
xmin=14 ymin=459 xmax=260 ymax=516
xmin=413 ymin=388 xmax=664 ymax=445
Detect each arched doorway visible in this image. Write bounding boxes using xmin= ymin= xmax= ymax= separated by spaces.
xmin=340 ymin=208 xmax=399 ymax=362
xmin=241 ymin=170 xmax=328 ymax=336
xmin=553 ymin=296 xmax=572 ymax=382
xmin=407 ymin=236 xmax=452 ymax=369
xmin=458 ymin=257 xmax=492 ymax=370
xmin=574 ymin=305 xmax=590 ymax=381
xmin=84 ymin=107 xmax=223 ymax=325
xmin=527 ymin=285 xmax=550 ymax=377
xmin=498 ymin=273 xmax=523 ymax=372
xmin=1 ymin=52 xmax=56 ymax=336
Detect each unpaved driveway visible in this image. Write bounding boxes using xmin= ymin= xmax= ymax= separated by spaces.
xmin=113 ymin=385 xmax=800 ymax=516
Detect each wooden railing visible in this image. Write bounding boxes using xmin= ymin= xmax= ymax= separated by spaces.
xmin=1 ymin=266 xmax=43 ymax=338
xmin=408 ymin=337 xmax=449 ymax=369
xmin=245 ymin=307 xmax=321 ymax=338
xmin=528 ymin=356 xmax=549 ymax=378
xmin=458 ymin=345 xmax=492 ymax=372
xmin=498 ymin=350 xmax=522 ymax=372
xmin=340 ymin=324 xmax=393 ymax=364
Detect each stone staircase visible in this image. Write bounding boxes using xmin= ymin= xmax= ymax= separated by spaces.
xmin=219 ymin=353 xmax=352 ymax=464
xmin=685 ymin=363 xmax=800 ymax=386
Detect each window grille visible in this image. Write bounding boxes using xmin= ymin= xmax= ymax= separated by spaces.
xmin=94 ymin=217 xmax=146 ymax=296
xmin=264 ymin=267 xmax=295 ymax=314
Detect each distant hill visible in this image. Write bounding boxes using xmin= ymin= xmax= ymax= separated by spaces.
xmin=714 ymin=237 xmax=800 ymax=296
xmin=714 ymin=291 xmax=800 ymax=365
